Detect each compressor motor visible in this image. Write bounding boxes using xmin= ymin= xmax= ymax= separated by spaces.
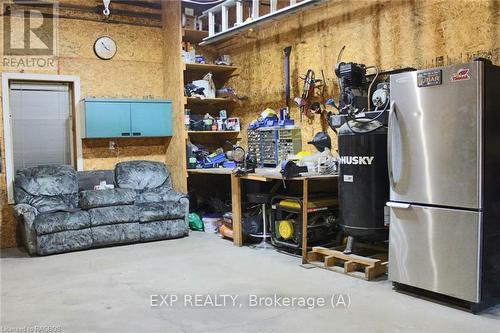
xmin=335 ymin=62 xmax=369 ymax=111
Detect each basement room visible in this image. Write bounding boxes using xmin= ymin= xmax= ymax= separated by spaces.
xmin=1 ymin=0 xmax=499 ymax=332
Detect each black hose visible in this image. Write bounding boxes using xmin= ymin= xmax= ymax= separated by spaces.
xmin=345 ymin=119 xmax=386 ymax=135
xmin=350 ymin=99 xmax=389 ymax=124
xmin=345 ymin=102 xmax=388 ymax=135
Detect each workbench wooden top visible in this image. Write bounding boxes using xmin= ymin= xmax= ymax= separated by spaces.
xmin=187 ymin=168 xmax=338 ymax=180
xmin=187 ymin=168 xmax=233 ymax=175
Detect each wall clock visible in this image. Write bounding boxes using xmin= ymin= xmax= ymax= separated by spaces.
xmin=94 ymin=36 xmax=117 ymax=60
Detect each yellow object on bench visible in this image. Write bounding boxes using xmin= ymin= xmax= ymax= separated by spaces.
xmin=278 ymin=197 xmax=338 ymax=210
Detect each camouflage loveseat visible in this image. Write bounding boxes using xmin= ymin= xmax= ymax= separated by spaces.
xmin=13 ymin=161 xmax=189 ymax=255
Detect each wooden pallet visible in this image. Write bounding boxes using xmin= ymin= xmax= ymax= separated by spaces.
xmin=306 ymin=246 xmax=388 ymax=281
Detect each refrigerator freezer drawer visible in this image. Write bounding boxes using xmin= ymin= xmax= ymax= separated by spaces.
xmin=388 ymin=203 xmax=481 ymax=303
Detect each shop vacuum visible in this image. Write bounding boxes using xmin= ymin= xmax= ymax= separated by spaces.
xmin=328 ymin=60 xmax=412 ymax=254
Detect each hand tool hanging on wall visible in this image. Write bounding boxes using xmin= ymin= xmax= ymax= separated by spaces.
xmin=295 ymin=69 xmax=315 ymax=121
xmin=317 ymin=70 xmax=329 ymax=131
xmin=284 ymin=46 xmax=292 ymax=108
xmin=294 ymin=69 xmax=325 ymax=121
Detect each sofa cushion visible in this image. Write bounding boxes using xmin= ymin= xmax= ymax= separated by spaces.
xmin=24 ymin=194 xmax=78 ymax=213
xmin=15 ymin=165 xmax=78 ymax=196
xmin=91 ymin=223 xmax=140 ymax=247
xmin=139 ymin=219 xmax=188 ymax=241
xmin=80 ymin=188 xmax=136 ymax=209
xmin=137 ymin=202 xmax=187 ymax=222
xmin=115 ymin=161 xmax=172 ymax=191
xmin=14 ymin=165 xmax=78 ymax=212
xmin=34 ymin=210 xmax=90 ymax=235
xmin=88 ymin=205 xmax=138 ymax=226
xmin=135 ymin=186 xmax=188 ymax=205
xmin=37 ymin=229 xmax=93 ymax=255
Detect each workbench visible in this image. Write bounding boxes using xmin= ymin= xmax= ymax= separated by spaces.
xmin=189 ymin=168 xmax=337 ymax=263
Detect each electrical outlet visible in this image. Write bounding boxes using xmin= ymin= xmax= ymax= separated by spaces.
xmin=109 ymin=141 xmax=116 ymax=150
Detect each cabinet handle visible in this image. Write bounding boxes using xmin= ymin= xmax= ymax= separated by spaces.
xmin=132 ymin=132 xmax=141 ymax=136
xmin=121 ymin=132 xmax=130 ymax=136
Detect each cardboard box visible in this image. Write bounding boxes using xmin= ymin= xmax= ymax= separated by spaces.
xmin=182 ymin=13 xmax=196 ymax=29
xmin=227 ymin=117 xmax=240 ymax=132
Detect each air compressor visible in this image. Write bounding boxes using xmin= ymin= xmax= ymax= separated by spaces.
xmin=328 ymin=61 xmax=393 ymax=253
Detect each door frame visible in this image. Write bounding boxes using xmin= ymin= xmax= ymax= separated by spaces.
xmin=1 ymin=72 xmax=82 ymax=204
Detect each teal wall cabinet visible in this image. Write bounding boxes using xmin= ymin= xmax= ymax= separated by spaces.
xmin=82 ymin=99 xmax=173 ymax=138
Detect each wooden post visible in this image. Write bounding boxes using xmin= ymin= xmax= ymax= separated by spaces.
xmin=162 ymin=0 xmax=187 ymax=193
xmin=231 ymin=173 xmax=243 ymax=246
xmin=301 ymin=179 xmax=309 ymax=264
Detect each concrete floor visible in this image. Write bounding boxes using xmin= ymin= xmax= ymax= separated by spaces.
xmin=1 ymin=232 xmax=499 ymax=333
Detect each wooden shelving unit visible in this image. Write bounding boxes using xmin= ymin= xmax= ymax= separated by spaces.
xmin=182 ymin=14 xmax=241 ymax=175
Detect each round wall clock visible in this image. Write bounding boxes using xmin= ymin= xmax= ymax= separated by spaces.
xmin=94 ymin=36 xmax=117 ymax=60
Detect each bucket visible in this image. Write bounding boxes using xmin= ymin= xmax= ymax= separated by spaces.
xmin=202 ymin=215 xmax=222 ymax=233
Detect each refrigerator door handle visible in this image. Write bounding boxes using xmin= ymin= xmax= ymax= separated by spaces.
xmin=387 ymin=100 xmax=398 ymax=189
xmin=386 ymin=201 xmax=411 ymax=209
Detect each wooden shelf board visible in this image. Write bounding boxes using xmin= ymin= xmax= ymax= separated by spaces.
xmin=182 ymin=29 xmax=209 ymax=43
xmin=185 ymin=96 xmax=237 ymax=105
xmin=184 ymin=63 xmax=237 ymax=74
xmin=187 ymin=131 xmax=240 ymax=134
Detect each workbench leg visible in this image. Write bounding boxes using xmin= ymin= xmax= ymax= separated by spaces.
xmin=231 ymin=174 xmax=243 ymax=246
xmin=301 ymin=179 xmax=309 ymax=264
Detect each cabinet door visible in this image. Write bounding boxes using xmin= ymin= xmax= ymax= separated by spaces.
xmin=130 ymin=102 xmax=172 ymax=137
xmin=85 ymin=102 xmax=131 ymax=138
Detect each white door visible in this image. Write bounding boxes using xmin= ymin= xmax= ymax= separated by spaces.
xmin=9 ymin=82 xmax=72 ymax=173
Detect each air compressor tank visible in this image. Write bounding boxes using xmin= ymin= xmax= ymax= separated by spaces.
xmin=338 ymin=120 xmax=389 ymax=242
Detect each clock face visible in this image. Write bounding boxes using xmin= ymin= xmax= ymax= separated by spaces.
xmin=94 ymin=36 xmax=117 ymax=60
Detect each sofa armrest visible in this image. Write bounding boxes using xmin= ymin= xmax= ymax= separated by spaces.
xmin=178 ymin=196 xmax=190 ymax=226
xmin=163 ymin=191 xmax=188 ymax=203
xmin=13 ymin=204 xmax=39 ymax=255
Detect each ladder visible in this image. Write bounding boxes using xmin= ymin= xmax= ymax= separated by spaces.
xmin=200 ymin=0 xmax=324 ymax=45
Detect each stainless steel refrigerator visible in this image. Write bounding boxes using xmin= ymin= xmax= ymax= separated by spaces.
xmin=387 ymin=59 xmax=500 ymax=312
